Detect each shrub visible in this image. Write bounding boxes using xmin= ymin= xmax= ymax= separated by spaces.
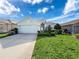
xmin=8 ymin=28 xmax=18 ymax=36
xmin=51 ymin=32 xmax=55 ymax=36
xmin=13 ymin=28 xmax=18 ymax=34
xmin=38 ymin=30 xmax=55 ymax=37
xmin=8 ymin=31 xmax=15 ymax=36
xmin=55 ymin=29 xmax=62 ymax=34
xmin=63 ymin=29 xmax=71 ymax=34
xmin=75 ymin=34 xmax=79 ymax=39
xmin=38 ymin=31 xmax=48 ymax=36
xmin=38 ymin=24 xmax=56 ymax=36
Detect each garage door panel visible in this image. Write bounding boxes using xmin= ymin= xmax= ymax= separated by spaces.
xmin=18 ymin=25 xmax=40 ymax=33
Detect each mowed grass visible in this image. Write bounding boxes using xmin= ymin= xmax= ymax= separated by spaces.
xmin=0 ymin=34 xmax=8 ymax=38
xmin=32 ymin=35 xmax=79 ymax=59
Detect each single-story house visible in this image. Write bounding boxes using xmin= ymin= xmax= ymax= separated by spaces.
xmin=61 ymin=19 xmax=79 ymax=34
xmin=0 ymin=20 xmax=17 ymax=33
xmin=18 ymin=18 xmax=55 ymax=33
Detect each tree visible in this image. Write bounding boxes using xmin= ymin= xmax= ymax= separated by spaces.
xmin=54 ymin=23 xmax=62 ymax=34
xmin=54 ymin=23 xmax=61 ymax=30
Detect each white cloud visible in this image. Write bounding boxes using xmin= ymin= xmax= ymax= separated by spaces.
xmin=0 ymin=0 xmax=20 ymax=15
xmin=23 ymin=0 xmax=43 ymax=5
xmin=47 ymin=0 xmax=79 ymax=24
xmin=38 ymin=9 xmax=41 ymax=13
xmin=47 ymin=12 xmax=79 ymax=24
xmin=48 ymin=14 xmax=69 ymax=21
xmin=42 ymin=8 xmax=48 ymax=13
xmin=22 ymin=0 xmax=53 ymax=5
xmin=38 ymin=7 xmax=49 ymax=13
xmin=64 ymin=0 xmax=79 ymax=15
xmin=45 ymin=0 xmax=53 ymax=3
xmin=51 ymin=5 xmax=54 ymax=9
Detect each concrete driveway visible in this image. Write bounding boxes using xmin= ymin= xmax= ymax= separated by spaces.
xmin=0 ymin=34 xmax=37 ymax=59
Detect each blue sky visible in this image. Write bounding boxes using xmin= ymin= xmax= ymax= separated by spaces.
xmin=0 ymin=0 xmax=79 ymax=23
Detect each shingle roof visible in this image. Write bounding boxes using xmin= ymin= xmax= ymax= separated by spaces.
xmin=18 ymin=18 xmax=55 ymax=26
xmin=61 ymin=19 xmax=79 ymax=26
xmin=0 ymin=19 xmax=17 ymax=24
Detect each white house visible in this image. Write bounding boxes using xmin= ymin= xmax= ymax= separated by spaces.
xmin=18 ymin=18 xmax=44 ymax=33
xmin=18 ymin=18 xmax=55 ymax=33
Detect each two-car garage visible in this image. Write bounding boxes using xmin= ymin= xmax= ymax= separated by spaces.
xmin=18 ymin=19 xmax=43 ymax=34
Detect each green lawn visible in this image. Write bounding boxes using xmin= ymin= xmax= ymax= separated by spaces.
xmin=0 ymin=34 xmax=8 ymax=38
xmin=32 ymin=35 xmax=79 ymax=59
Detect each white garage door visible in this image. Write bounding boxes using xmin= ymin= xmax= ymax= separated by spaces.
xmin=18 ymin=25 xmax=40 ymax=33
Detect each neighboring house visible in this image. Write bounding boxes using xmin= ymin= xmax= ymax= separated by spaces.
xmin=61 ymin=19 xmax=79 ymax=34
xmin=0 ymin=20 xmax=17 ymax=33
xmin=18 ymin=18 xmax=55 ymax=33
